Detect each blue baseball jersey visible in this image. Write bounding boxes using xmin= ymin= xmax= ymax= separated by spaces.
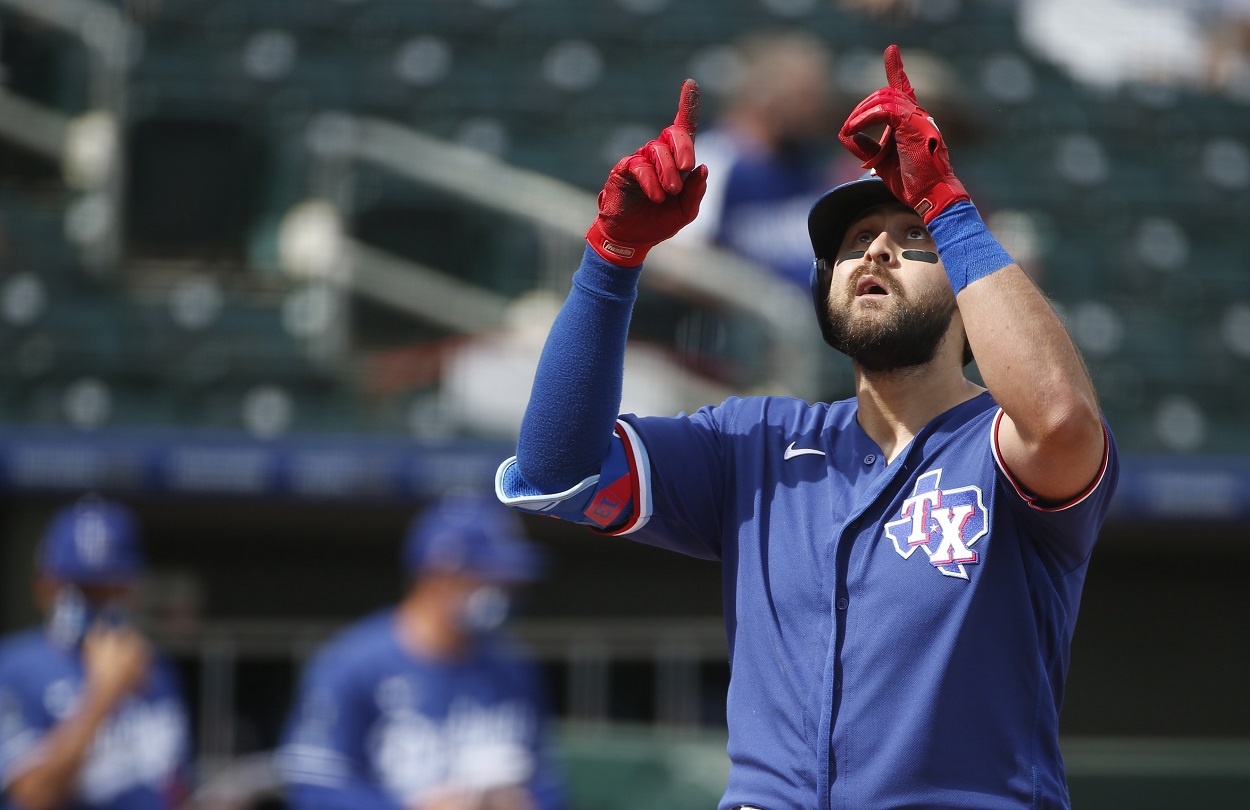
xmin=278 ymin=610 xmax=564 ymax=810
xmin=0 ymin=629 xmax=191 ymax=810
xmin=499 ymin=391 xmax=1116 ymax=810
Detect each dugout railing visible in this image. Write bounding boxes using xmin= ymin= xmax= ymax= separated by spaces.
xmin=149 ymin=614 xmax=732 ymax=776
xmin=154 ymin=616 xmax=1250 ymax=810
xmin=279 ymin=110 xmax=825 ymax=403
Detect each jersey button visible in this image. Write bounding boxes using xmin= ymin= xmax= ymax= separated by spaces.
xmin=836 ymin=597 xmax=848 ymax=611
xmin=864 ymin=454 xmax=876 ymax=464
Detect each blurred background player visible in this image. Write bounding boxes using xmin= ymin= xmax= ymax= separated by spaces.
xmin=277 ymin=492 xmax=564 ymax=810
xmin=0 ymin=495 xmax=192 ymax=810
xmin=674 ymin=31 xmax=860 ymax=288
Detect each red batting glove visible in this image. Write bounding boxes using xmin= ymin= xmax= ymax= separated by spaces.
xmin=838 ymin=45 xmax=969 ymax=223
xmin=585 ymin=79 xmax=709 ymax=267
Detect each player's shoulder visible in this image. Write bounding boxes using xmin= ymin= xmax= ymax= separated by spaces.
xmin=0 ymin=627 xmax=43 ymax=652
xmin=329 ymin=610 xmax=398 ymax=656
xmin=308 ymin=610 xmax=399 ymax=677
xmin=910 ymin=392 xmax=1003 ymax=460
xmin=712 ymin=393 xmax=855 ymax=430
xmin=934 ymin=391 xmax=1001 ymax=435
xmin=627 ymin=395 xmax=856 ymax=451
xmin=0 ymin=629 xmax=53 ymax=667
xmin=0 ymin=630 xmax=63 ymax=688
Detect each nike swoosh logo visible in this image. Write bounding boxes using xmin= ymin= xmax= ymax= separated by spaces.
xmin=784 ymin=441 xmax=826 ymax=460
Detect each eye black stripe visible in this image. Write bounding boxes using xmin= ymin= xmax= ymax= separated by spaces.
xmin=836 ymin=251 xmax=866 ymax=264
xmin=901 ymin=250 xmax=939 ymax=263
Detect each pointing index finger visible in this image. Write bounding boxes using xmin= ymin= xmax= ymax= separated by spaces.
xmin=883 ymin=44 xmax=916 ymax=102
xmin=673 ymin=78 xmax=701 ymax=137
xmin=662 ymin=79 xmax=700 ymax=172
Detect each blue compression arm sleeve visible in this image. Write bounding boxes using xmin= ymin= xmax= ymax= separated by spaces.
xmin=516 ymin=245 xmax=641 ymax=493
xmin=926 ymin=200 xmax=1015 ymax=293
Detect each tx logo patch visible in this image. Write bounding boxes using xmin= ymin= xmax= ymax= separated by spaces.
xmin=883 ymin=468 xmax=988 ymax=580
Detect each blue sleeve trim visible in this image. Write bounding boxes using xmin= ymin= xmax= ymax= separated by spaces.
xmin=497 ymin=426 xmax=640 ymax=531
xmin=495 ymin=456 xmax=600 ymax=516
xmin=927 ymin=200 xmax=1015 ymax=292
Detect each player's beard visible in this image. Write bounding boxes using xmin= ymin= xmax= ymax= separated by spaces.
xmin=824 ymin=268 xmax=957 ymax=372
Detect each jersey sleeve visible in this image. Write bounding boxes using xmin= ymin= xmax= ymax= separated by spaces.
xmin=278 ymin=652 xmax=404 ymax=810
xmin=497 ymin=419 xmax=648 ymax=532
xmin=498 ymin=404 xmax=732 ymax=561
xmin=991 ymin=409 xmax=1120 ymax=572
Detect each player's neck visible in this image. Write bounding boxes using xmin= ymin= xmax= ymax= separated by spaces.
xmin=394 ymin=589 xmax=471 ymax=660
xmin=853 ymin=359 xmax=983 ymax=463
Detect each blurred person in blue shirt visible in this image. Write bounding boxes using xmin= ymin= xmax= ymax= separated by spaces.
xmin=676 ymin=31 xmax=860 ymax=288
xmin=0 ymin=495 xmax=192 ymax=810
xmin=278 ymin=493 xmax=564 ymax=810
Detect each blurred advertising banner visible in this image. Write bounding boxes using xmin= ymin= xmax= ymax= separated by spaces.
xmin=0 ymin=429 xmax=509 ymax=502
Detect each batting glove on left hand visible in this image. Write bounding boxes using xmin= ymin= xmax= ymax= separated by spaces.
xmin=585 ymin=79 xmax=709 ymax=267
xmin=839 ymin=44 xmax=969 ymax=223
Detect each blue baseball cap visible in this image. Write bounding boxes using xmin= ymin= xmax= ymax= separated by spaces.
xmin=807 ymin=173 xmax=905 ymax=348
xmin=37 ymin=496 xmax=145 ymax=583
xmin=403 ymin=493 xmax=544 ymax=583
xmin=808 ymin=173 xmax=902 ymax=265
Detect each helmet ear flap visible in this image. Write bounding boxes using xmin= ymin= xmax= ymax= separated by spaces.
xmin=810 ymin=258 xmax=837 ymax=348
xmin=815 ymin=258 xmax=831 ymax=292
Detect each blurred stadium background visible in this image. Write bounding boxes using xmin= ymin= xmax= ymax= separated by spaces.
xmin=0 ymin=0 xmax=1248 ymax=807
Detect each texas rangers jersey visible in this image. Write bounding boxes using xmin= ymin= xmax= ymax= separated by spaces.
xmin=500 ymin=391 xmax=1116 ymax=810
xmin=0 ymin=629 xmax=190 ymax=810
xmin=278 ymin=610 xmax=564 ymax=810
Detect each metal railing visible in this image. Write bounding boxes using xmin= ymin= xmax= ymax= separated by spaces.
xmin=0 ymin=0 xmax=137 ymax=270
xmin=294 ymin=113 xmax=824 ymax=402
xmin=150 ymin=615 xmax=729 ymax=777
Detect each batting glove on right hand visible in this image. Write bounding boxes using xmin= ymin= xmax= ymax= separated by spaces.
xmin=585 ymin=79 xmax=709 ymax=267
xmin=839 ymin=44 xmax=969 ymax=223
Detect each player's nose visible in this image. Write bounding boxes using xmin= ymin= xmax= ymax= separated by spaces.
xmin=865 ymin=231 xmax=896 ymax=265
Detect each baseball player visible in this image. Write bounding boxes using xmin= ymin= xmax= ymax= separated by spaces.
xmin=278 ymin=492 xmax=564 ymax=810
xmin=496 ymin=44 xmax=1118 ymax=809
xmin=0 ymin=495 xmax=192 ymax=810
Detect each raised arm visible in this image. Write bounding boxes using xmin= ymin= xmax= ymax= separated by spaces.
xmin=841 ymin=45 xmax=1105 ymax=502
xmin=513 ymin=81 xmax=708 ymax=494
xmin=951 ymin=259 xmax=1104 ymax=502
